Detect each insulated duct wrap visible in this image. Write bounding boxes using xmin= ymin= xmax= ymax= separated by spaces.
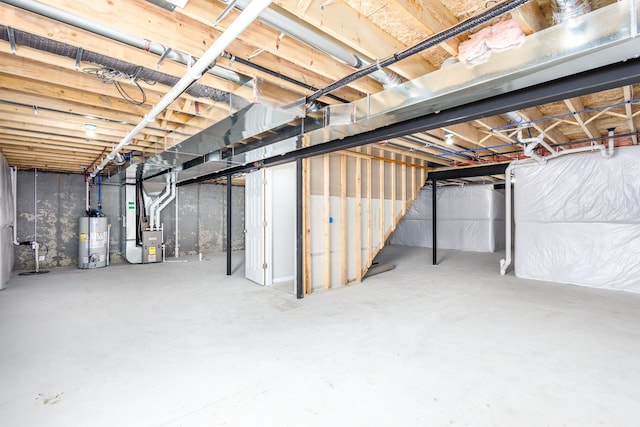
xmin=390 ymin=184 xmax=505 ymax=252
xmin=0 ymin=26 xmax=229 ymax=102
xmin=0 ymin=153 xmax=14 ymax=288
xmin=514 ymin=147 xmax=640 ymax=292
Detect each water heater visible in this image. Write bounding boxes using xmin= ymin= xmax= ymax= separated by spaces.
xmin=78 ymin=216 xmax=109 ymax=269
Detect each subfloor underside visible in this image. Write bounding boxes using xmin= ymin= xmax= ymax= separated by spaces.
xmin=1 ymin=246 xmax=639 ymax=426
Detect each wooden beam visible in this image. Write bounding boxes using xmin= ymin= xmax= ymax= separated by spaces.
xmin=379 ymin=155 xmax=385 ymax=252
xmin=0 ymin=3 xmax=239 ymax=93
xmin=384 ymin=0 xmax=461 ymax=56
xmin=519 ymin=107 xmax=569 ymax=146
xmin=273 ymin=0 xmax=436 ymax=79
xmin=564 ymin=97 xmax=600 ymax=139
xmin=510 ymin=2 xmax=549 ymax=35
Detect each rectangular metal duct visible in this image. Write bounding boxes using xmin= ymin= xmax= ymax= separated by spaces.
xmin=223 ymin=0 xmax=639 ymax=167
xmin=142 ymin=77 xmax=304 ymax=178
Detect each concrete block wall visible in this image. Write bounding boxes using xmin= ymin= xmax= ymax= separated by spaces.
xmin=14 ymin=171 xmax=244 ymax=270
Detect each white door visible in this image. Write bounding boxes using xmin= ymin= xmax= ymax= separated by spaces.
xmin=245 ymin=169 xmax=265 ymax=285
xmin=265 ymin=162 xmax=296 ymax=291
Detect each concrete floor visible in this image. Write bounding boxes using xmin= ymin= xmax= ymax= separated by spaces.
xmin=1 ymin=246 xmax=640 ymax=426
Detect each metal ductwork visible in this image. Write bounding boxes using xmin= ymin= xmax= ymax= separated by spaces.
xmin=144 ymin=0 xmax=639 ymax=186
xmin=552 ymin=0 xmax=592 ymax=24
xmin=223 ymin=0 xmax=401 ymax=88
xmin=0 ymin=25 xmax=229 ymax=102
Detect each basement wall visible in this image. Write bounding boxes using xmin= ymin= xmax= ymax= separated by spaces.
xmin=13 ymin=171 xmax=244 ymax=271
xmin=0 ymin=153 xmax=14 ymax=289
xmin=514 ymin=146 xmax=640 ymax=292
xmin=389 ymin=184 xmax=505 ymax=252
xmin=306 ymin=148 xmax=427 ymax=292
xmin=160 ymin=183 xmax=245 ymax=258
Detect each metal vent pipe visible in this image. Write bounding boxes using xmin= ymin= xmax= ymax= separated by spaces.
xmin=552 ymin=0 xmax=592 ymax=24
xmin=224 ymin=0 xmax=401 ymax=88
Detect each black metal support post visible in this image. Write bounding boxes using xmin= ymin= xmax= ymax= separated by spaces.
xmin=432 ymin=179 xmax=437 ymax=266
xmin=226 ymin=173 xmax=232 ymax=276
xmin=296 ymin=158 xmax=304 ymax=299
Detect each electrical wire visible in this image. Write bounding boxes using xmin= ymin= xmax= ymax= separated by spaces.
xmin=83 ymin=67 xmax=156 ymax=105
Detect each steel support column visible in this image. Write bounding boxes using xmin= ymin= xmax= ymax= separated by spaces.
xmin=296 ymin=158 xmax=304 ymax=299
xmin=226 ymin=173 xmax=232 ymax=276
xmin=432 ymin=179 xmax=437 ymax=266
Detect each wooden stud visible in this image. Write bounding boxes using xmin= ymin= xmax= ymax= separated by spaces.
xmin=340 ymin=154 xmax=347 ymax=286
xmin=401 ymin=156 xmax=407 ymax=216
xmin=366 ymin=154 xmax=373 ymax=269
xmin=379 ymin=154 xmax=385 ymax=252
xmin=323 ymin=154 xmax=331 ymax=290
xmin=391 ymin=153 xmax=396 ymax=232
xmin=303 ymin=158 xmax=312 ymax=294
xmin=355 ymin=158 xmax=362 ymax=282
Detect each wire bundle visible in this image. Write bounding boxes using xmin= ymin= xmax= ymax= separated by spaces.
xmin=83 ymin=67 xmax=156 ymax=105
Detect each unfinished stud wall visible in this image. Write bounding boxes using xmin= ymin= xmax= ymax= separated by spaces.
xmin=305 ymin=148 xmax=427 ymax=292
xmin=13 ymin=172 xmax=244 ymax=271
xmin=0 ymin=153 xmax=14 ymax=288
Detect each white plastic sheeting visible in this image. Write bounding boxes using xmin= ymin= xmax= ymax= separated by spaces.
xmin=0 ymin=154 xmax=14 ymax=288
xmin=390 ymin=184 xmax=505 ymax=252
xmin=514 ymin=146 xmax=640 ymax=292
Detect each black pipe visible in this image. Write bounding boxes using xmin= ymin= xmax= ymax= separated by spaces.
xmin=226 ymin=173 xmax=232 ymax=276
xmin=225 ymin=54 xmax=348 ymax=104
xmin=296 ymin=158 xmax=304 ymax=299
xmin=177 ymin=58 xmax=640 ymax=187
xmin=307 ymin=0 xmax=531 ymax=103
xmin=432 ymin=180 xmax=437 ymax=266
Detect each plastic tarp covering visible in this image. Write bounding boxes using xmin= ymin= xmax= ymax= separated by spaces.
xmin=0 ymin=153 xmax=14 ymax=288
xmin=390 ymin=184 xmax=505 ymax=252
xmin=514 ymin=147 xmax=640 ymax=292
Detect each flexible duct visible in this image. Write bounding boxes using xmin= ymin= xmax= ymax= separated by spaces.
xmin=224 ymin=0 xmax=401 ymax=88
xmin=2 ymin=0 xmax=249 ymax=86
xmin=88 ymin=0 xmax=274 ymax=177
xmin=552 ymin=0 xmax=592 ymax=24
xmin=0 ymin=25 xmax=229 ymax=102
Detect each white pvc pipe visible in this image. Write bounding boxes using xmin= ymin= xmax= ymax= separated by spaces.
xmin=89 ymin=0 xmax=273 ymax=178
xmin=85 ymin=179 xmax=90 ymax=214
xmin=174 ymin=184 xmax=179 ymax=258
xmin=148 ymin=181 xmax=172 ymax=231
xmin=154 ymin=175 xmax=176 ymax=230
xmin=499 ymin=136 xmax=616 ymax=275
xmin=499 ymin=163 xmax=514 ymax=275
xmin=11 ymin=167 xmax=19 ymax=245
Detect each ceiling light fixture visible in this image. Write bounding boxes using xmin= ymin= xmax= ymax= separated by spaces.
xmin=84 ymin=123 xmax=97 ymax=138
xmin=444 ymin=130 xmax=454 ymax=145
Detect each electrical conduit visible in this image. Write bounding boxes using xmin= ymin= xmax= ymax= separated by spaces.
xmin=88 ymin=0 xmax=274 ymax=178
